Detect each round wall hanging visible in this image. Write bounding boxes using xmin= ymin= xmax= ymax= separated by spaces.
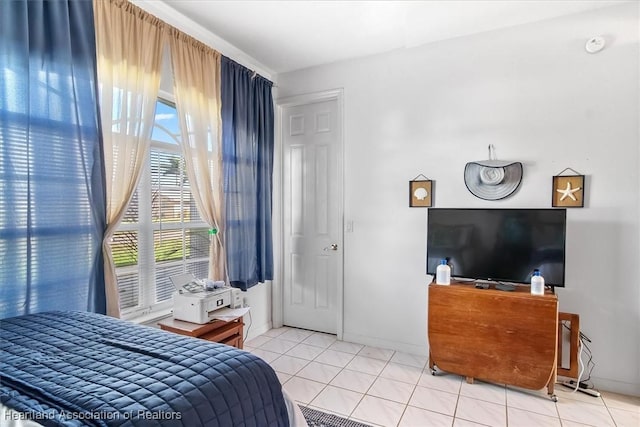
xmin=464 ymin=145 xmax=523 ymax=201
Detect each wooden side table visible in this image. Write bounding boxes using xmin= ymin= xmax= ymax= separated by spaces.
xmin=158 ymin=317 xmax=244 ymax=349
xmin=428 ymin=282 xmax=559 ymax=400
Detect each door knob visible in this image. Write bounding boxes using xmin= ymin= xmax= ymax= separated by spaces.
xmin=323 ymin=243 xmax=338 ymax=251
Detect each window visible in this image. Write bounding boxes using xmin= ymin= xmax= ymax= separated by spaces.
xmin=112 ymin=99 xmax=209 ymax=318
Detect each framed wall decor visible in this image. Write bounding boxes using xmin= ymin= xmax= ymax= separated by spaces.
xmin=410 ymin=179 xmax=433 ymax=207
xmin=552 ymin=174 xmax=584 ymax=208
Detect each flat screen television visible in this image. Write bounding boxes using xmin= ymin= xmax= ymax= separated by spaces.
xmin=426 ymin=208 xmax=566 ymax=287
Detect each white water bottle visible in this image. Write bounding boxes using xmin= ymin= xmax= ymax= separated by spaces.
xmin=436 ymin=259 xmax=451 ymax=285
xmin=531 ymin=269 xmax=545 ymax=295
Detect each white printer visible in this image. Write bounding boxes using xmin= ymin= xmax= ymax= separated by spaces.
xmin=173 ymin=287 xmax=242 ymax=324
xmin=169 ymin=273 xmax=243 ymax=324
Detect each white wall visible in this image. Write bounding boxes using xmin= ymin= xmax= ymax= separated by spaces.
xmin=276 ymin=3 xmax=640 ymax=396
xmin=242 ymin=281 xmax=273 ymax=340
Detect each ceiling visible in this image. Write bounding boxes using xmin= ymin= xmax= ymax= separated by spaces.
xmin=158 ymin=0 xmax=625 ymax=75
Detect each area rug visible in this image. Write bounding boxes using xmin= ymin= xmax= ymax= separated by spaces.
xmin=299 ymin=405 xmax=373 ymax=427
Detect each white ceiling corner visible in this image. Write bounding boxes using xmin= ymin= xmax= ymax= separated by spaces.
xmin=142 ymin=0 xmax=629 ymax=76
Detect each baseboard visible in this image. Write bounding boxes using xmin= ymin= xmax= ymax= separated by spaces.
xmin=588 ymin=376 xmax=640 ymax=397
xmin=245 ymin=320 xmax=272 ymax=342
xmin=341 ymin=331 xmax=428 ymax=356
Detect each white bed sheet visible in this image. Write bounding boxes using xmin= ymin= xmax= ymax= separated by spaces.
xmin=283 ymin=388 xmax=309 ymax=426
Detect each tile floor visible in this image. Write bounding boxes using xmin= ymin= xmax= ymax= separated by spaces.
xmin=244 ymin=327 xmax=640 ymax=427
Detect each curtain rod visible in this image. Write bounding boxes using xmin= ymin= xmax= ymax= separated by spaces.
xmin=119 ymin=0 xmax=272 ymax=85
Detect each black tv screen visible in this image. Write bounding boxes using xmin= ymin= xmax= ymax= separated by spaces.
xmin=427 ymin=208 xmax=566 ymax=287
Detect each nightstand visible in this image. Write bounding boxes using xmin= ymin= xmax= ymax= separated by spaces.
xmin=158 ymin=317 xmax=244 ymax=349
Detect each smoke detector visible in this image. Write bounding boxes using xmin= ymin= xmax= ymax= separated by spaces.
xmin=585 ymin=36 xmax=605 ymax=54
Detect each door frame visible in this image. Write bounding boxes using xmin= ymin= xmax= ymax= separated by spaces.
xmin=273 ymin=89 xmax=344 ymax=340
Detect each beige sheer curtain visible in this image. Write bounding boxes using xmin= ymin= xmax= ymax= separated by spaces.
xmin=168 ymin=30 xmax=225 ymax=281
xmin=94 ymin=0 xmax=166 ymax=317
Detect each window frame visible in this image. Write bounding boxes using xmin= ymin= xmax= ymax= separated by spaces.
xmin=117 ymin=96 xmax=209 ymax=320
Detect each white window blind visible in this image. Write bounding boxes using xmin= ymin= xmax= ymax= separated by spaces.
xmin=112 ymin=99 xmax=209 ymax=318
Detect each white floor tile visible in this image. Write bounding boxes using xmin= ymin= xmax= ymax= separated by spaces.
xmin=455 ymin=395 xmax=507 ymax=427
xmin=278 ymin=328 xmax=314 ymax=343
xmin=351 ymin=395 xmax=406 ymax=427
xmin=409 ymin=385 xmax=459 ymax=416
xmin=506 ymin=387 xmax=559 ymax=417
xmin=601 ymin=390 xmax=640 ymax=412
xmin=314 ymin=349 xmax=355 ymax=368
xmin=380 ymin=362 xmax=423 ymax=385
xmin=391 ymin=351 xmax=429 ymax=369
xmin=296 ymin=361 xmax=342 ymax=384
xmin=302 ymin=332 xmax=336 ymax=348
xmin=259 ymin=337 xmax=298 ymax=354
xmin=245 ymin=335 xmax=271 ymax=347
xmin=285 ymin=343 xmax=325 ymax=360
xmin=276 ymin=371 xmax=291 ymax=384
xmin=459 ymin=380 xmax=506 ymax=405
xmin=608 ymin=407 xmax=640 ymax=427
xmin=358 ymin=345 xmax=395 ymax=361
xmin=556 ymin=399 xmax=616 ymax=426
xmin=399 ymin=406 xmax=454 ymax=427
xmin=330 ymin=369 xmax=377 ymax=394
xmin=270 ymin=354 xmax=309 ymax=375
xmin=555 ymin=386 xmax=606 ymax=406
xmin=309 ymin=385 xmax=363 ymax=416
xmin=418 ymin=371 xmax=463 ymax=394
xmin=328 ymin=340 xmax=364 ymax=354
xmin=559 ymin=421 xmax=599 ymax=427
xmin=345 ymin=355 xmax=387 ymax=376
xmin=255 ymin=327 xmax=638 ymax=427
xmin=248 ymin=348 xmax=280 ymax=363
xmin=368 ymin=377 xmax=415 ymax=404
xmin=262 ymin=326 xmax=290 ymax=337
xmin=453 ymin=419 xmax=487 ymax=427
xmin=282 ymin=376 xmax=325 ymax=405
xmin=507 ymin=407 xmax=561 ymax=427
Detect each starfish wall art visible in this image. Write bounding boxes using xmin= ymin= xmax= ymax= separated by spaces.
xmin=552 ymin=174 xmax=585 ymax=208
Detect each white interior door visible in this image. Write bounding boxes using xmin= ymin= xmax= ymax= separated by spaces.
xmin=282 ymin=96 xmax=342 ymax=334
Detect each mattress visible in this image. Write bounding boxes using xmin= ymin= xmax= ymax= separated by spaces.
xmin=0 ymin=311 xmax=294 ymax=426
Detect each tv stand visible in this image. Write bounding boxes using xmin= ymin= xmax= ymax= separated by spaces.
xmin=473 ymin=279 xmax=516 ymax=291
xmin=428 ymin=282 xmax=558 ymax=400
xmin=495 ymin=282 xmax=516 ymax=291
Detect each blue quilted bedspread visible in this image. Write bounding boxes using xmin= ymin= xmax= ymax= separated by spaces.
xmin=0 ymin=311 xmax=289 ymax=426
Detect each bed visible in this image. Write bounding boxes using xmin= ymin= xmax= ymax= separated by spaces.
xmin=0 ymin=311 xmax=306 ymax=426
